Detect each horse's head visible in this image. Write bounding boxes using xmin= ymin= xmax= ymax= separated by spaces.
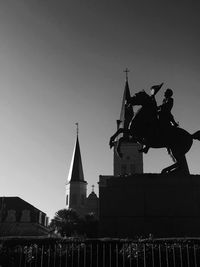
xmin=130 ymin=90 xmax=151 ymax=106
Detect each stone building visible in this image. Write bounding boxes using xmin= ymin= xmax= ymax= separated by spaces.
xmin=0 ymin=197 xmax=50 ymax=237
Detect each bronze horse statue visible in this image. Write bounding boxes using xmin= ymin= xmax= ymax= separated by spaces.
xmin=109 ymin=90 xmax=200 ymax=174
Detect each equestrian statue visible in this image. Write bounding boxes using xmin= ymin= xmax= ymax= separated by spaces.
xmin=109 ymin=84 xmax=200 ymax=174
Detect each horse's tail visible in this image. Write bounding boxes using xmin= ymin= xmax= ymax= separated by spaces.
xmin=192 ymin=130 xmax=200 ymax=141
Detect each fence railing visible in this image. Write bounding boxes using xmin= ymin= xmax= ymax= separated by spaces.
xmin=1 ymin=237 xmax=200 ymax=267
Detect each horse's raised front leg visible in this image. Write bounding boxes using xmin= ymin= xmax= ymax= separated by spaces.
xmin=116 ymin=136 xmax=126 ymax=158
xmin=109 ymin=128 xmax=126 ymax=148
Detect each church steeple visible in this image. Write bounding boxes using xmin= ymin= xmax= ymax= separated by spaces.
xmin=66 ymin=124 xmax=87 ymax=216
xmin=119 ymin=71 xmax=133 ymax=131
xmin=113 ymin=70 xmax=143 ymax=175
xmin=67 ymin=125 xmax=85 ymax=182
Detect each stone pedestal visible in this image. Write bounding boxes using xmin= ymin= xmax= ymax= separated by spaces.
xmin=99 ymin=174 xmax=200 ymax=238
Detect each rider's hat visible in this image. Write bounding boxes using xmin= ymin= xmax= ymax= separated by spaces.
xmin=150 ymin=82 xmax=164 ymax=96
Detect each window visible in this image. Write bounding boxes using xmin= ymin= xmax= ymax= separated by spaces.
xmin=39 ymin=212 xmax=43 ymax=224
xmin=5 ymin=210 xmax=16 ymax=222
xmin=66 ymin=195 xmax=68 ymax=205
xmin=21 ymin=210 xmax=31 ymax=222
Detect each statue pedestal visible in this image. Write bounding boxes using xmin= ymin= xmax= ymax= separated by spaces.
xmin=99 ymin=174 xmax=200 ymax=238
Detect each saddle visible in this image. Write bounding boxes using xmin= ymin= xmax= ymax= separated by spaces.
xmin=141 ymin=121 xmax=177 ymax=148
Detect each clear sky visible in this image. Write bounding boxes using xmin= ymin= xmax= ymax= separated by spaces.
xmin=0 ymin=0 xmax=200 ymax=219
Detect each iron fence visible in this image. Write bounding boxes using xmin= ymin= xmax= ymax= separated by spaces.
xmin=1 ymin=237 xmax=200 ymax=266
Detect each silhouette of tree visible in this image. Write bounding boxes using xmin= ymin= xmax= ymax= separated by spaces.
xmin=50 ymin=209 xmax=99 ymax=237
xmin=50 ymin=208 xmax=84 ymax=236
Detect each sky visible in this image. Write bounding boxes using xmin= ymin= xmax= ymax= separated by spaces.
xmin=0 ymin=0 xmax=200 ymax=219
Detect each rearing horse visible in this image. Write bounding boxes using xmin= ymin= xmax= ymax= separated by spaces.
xmin=109 ymin=90 xmax=200 ymax=174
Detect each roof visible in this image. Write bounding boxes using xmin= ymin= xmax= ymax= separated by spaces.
xmin=87 ymin=191 xmax=98 ymax=200
xmin=0 ymin=197 xmax=46 ymax=215
xmin=0 ymin=222 xmax=51 ymax=237
xmin=67 ymin=135 xmax=86 ymax=183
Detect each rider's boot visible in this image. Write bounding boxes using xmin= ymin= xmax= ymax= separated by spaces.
xmin=173 ymin=121 xmax=179 ymax=127
xmin=116 ymin=146 xmax=123 ymax=158
xmin=139 ymin=145 xmax=150 ymax=154
xmin=109 ymin=138 xmax=115 ymax=149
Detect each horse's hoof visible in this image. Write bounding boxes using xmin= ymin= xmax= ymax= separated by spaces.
xmin=109 ymin=141 xmax=114 ymax=149
xmin=161 ymin=168 xmax=167 ymax=174
xmin=138 ymin=148 xmax=149 ymax=154
xmin=138 ymin=147 xmax=149 ymax=154
xmin=109 ymin=138 xmax=115 ymax=149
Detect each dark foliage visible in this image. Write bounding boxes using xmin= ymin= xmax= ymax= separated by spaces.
xmin=50 ymin=209 xmax=98 ymax=237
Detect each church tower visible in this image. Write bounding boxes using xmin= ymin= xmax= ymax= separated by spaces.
xmin=113 ymin=70 xmax=143 ymax=175
xmin=66 ymin=124 xmax=87 ymax=216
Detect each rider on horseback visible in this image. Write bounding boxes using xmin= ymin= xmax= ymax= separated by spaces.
xmin=141 ymin=88 xmax=178 ymax=153
xmin=110 ymin=84 xmax=200 ymax=174
xmin=158 ymin=88 xmax=179 ymax=129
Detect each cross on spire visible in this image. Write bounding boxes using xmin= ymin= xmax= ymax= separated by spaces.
xmin=123 ymin=68 xmax=130 ymax=82
xmin=75 ymin=122 xmax=79 ymax=136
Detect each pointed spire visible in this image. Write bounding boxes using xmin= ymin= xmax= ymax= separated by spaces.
xmin=119 ymin=69 xmax=134 ymax=130
xmin=75 ymin=122 xmax=79 ymax=136
xmin=67 ymin=124 xmax=85 ymax=182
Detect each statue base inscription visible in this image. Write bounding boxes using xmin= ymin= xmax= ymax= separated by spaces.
xmin=99 ymin=174 xmax=200 ymax=238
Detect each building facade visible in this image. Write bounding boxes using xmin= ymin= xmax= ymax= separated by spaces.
xmin=0 ymin=197 xmax=50 ymax=237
